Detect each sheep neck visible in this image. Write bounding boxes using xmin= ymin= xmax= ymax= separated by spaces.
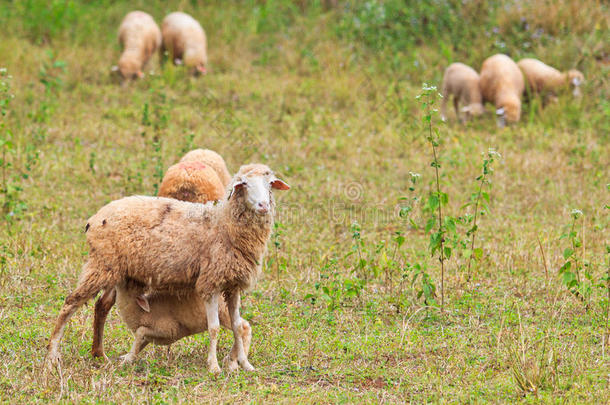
xmin=220 ymin=196 xmax=274 ymax=266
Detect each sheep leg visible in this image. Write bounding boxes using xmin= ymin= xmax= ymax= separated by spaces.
xmin=440 ymin=93 xmax=448 ymax=121
xmin=226 ymin=319 xmax=252 ymax=372
xmin=120 ymin=326 xmax=151 ymax=364
xmin=204 ymin=293 xmax=222 ymax=374
xmin=91 ymin=288 xmax=117 ymax=359
xmin=46 ymin=262 xmax=111 ymax=368
xmin=226 ymin=292 xmax=255 ymax=371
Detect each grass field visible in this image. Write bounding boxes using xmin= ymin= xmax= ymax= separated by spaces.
xmin=0 ymin=0 xmax=608 ymax=402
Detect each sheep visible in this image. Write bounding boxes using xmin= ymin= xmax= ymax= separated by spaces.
xmin=158 ymin=160 xmax=225 ymax=203
xmin=440 ymin=63 xmax=485 ymax=122
xmin=180 ymin=149 xmax=232 ymax=188
xmin=90 ymin=159 xmax=225 ymax=360
xmin=114 ymin=11 xmax=162 ymax=81
xmin=479 ymin=54 xmax=525 ymax=127
xmin=46 ymin=164 xmax=289 ymax=374
xmin=161 ymin=12 xmax=208 ymax=75
xmin=113 ymin=280 xmax=251 ymax=370
xmin=517 ymin=58 xmax=584 ymax=100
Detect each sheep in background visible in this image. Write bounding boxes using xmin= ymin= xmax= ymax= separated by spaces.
xmin=114 ymin=11 xmax=161 ymax=82
xmin=440 ymin=63 xmax=485 ymax=122
xmin=517 ymin=58 xmax=584 ymax=100
xmin=46 ymin=164 xmax=289 ymax=373
xmin=479 ymin=54 xmax=525 ymax=127
xmin=158 ymin=161 xmax=225 ymax=203
xmin=161 ymin=12 xmax=208 ymax=75
xmin=180 ymin=149 xmax=232 ymax=188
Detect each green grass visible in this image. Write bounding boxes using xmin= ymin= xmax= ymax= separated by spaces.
xmin=0 ymin=0 xmax=608 ymax=402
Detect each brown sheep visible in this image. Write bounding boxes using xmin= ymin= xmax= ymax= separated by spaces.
xmin=180 ymin=149 xmax=232 ymax=188
xmin=115 ymin=11 xmax=162 ymax=82
xmin=113 ymin=280 xmax=251 ymax=370
xmin=90 ymin=160 xmax=227 ymax=361
xmin=479 ymin=54 xmax=525 ymax=127
xmin=46 ymin=164 xmax=289 ymax=374
xmin=161 ymin=12 xmax=208 ymax=75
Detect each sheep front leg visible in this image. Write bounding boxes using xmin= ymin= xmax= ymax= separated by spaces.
xmin=120 ymin=326 xmax=151 ymax=364
xmin=226 ymin=291 xmax=255 ymax=371
xmin=204 ymin=294 xmax=222 ymax=374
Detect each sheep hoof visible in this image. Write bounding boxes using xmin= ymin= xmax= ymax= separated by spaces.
xmin=240 ymin=361 xmax=255 ymax=372
xmin=227 ymin=360 xmax=239 ymax=373
xmin=119 ymin=353 xmax=135 ymax=364
xmin=44 ymin=350 xmax=62 ymax=370
xmin=208 ymin=364 xmax=222 ymax=374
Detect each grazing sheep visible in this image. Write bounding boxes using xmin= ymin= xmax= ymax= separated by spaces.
xmin=158 ymin=161 xmax=225 ymax=203
xmin=440 ymin=63 xmax=485 ymax=122
xmin=114 ymin=11 xmax=162 ymax=81
xmin=517 ymin=58 xmax=584 ymax=99
xmin=479 ymin=54 xmax=525 ymax=127
xmin=180 ymin=149 xmax=232 ymax=188
xmin=161 ymin=12 xmax=208 ymax=75
xmin=90 ymin=160 xmax=225 ymax=360
xmin=114 ymin=280 xmax=251 ymax=370
xmin=46 ymin=164 xmax=289 ymax=374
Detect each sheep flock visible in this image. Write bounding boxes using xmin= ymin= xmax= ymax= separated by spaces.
xmin=44 ymin=8 xmax=587 ymax=377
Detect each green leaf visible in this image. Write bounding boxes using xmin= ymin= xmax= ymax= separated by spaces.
xmin=563 ymin=248 xmax=574 ymax=260
xmin=473 ymin=248 xmax=483 ymax=260
xmin=463 ymin=248 xmax=472 ymax=258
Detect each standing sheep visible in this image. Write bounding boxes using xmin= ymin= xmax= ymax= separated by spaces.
xmin=46 ymin=164 xmax=289 ymax=374
xmin=161 ymin=12 xmax=208 ymax=75
xmin=440 ymin=63 xmax=485 ymax=122
xmin=517 ymin=58 xmax=584 ymax=100
xmin=479 ymin=54 xmax=525 ymax=127
xmin=90 ymin=159 xmax=226 ymax=360
xmin=114 ymin=11 xmax=162 ymax=81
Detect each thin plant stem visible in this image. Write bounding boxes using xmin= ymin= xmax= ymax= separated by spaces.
xmin=427 ymin=103 xmax=445 ymax=312
xmin=466 ymin=174 xmax=485 ymax=280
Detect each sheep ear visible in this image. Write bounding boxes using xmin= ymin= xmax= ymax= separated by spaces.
xmin=196 ymin=65 xmax=207 ymax=75
xmin=228 ymin=179 xmax=246 ymax=200
xmin=270 ymin=178 xmax=290 ymax=190
xmin=136 ymin=295 xmax=150 ymax=313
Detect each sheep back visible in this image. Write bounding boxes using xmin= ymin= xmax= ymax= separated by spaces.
xmin=158 ymin=161 xmax=224 ymax=203
xmin=180 ymin=149 xmax=231 ymax=188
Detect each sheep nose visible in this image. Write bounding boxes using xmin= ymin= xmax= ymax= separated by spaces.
xmin=256 ymin=202 xmax=269 ymax=213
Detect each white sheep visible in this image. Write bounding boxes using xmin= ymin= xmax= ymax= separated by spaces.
xmin=517 ymin=58 xmax=584 ymax=100
xmin=180 ymin=149 xmax=232 ymax=188
xmin=440 ymin=62 xmax=485 ymax=122
xmin=114 ymin=11 xmax=162 ymax=81
xmin=161 ymin=12 xmax=208 ymax=75
xmin=479 ymin=54 xmax=525 ymax=127
xmin=46 ymin=164 xmax=289 ymax=374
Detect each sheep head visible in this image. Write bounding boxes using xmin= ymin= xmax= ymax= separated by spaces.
xmin=229 ymin=164 xmax=289 ymax=215
xmin=567 ymin=70 xmax=584 ymax=97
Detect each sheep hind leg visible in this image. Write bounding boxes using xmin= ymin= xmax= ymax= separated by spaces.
xmin=46 ymin=261 xmax=114 ymax=369
xmin=224 ymin=318 xmax=252 ymax=372
xmin=91 ymin=288 xmax=117 ymax=359
xmin=204 ymin=293 xmax=222 ymax=374
xmin=226 ymin=292 xmax=255 ymax=372
xmin=120 ymin=326 xmax=151 ymax=364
